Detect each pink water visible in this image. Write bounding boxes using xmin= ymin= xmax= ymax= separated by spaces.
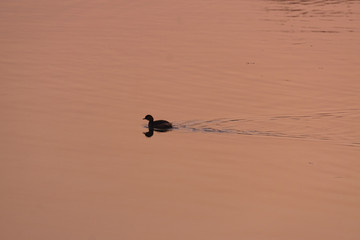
xmin=1 ymin=1 xmax=360 ymax=239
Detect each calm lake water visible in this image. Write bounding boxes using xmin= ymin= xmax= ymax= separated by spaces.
xmin=1 ymin=0 xmax=360 ymax=239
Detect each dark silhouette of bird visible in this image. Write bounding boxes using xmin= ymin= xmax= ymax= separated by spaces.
xmin=143 ymin=115 xmax=173 ymax=130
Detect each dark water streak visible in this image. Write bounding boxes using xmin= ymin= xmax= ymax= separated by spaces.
xmin=264 ymin=0 xmax=360 ymax=33
xmin=165 ymin=109 xmax=360 ymax=147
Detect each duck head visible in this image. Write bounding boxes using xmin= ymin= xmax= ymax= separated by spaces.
xmin=143 ymin=115 xmax=154 ymax=122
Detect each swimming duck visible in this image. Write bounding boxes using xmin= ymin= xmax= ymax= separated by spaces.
xmin=143 ymin=115 xmax=173 ymax=130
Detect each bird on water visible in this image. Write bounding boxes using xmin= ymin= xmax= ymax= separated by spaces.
xmin=143 ymin=115 xmax=173 ymax=130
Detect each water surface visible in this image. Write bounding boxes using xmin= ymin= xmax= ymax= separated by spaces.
xmin=1 ymin=0 xmax=360 ymax=239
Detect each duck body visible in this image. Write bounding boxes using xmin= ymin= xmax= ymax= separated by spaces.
xmin=143 ymin=115 xmax=173 ymax=130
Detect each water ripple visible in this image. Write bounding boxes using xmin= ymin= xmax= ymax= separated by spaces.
xmin=174 ymin=109 xmax=360 ymax=147
xmin=264 ymin=0 xmax=360 ymax=33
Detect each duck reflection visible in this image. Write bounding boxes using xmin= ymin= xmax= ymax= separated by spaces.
xmin=143 ymin=127 xmax=172 ymax=138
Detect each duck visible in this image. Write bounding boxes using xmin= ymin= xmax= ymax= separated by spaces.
xmin=143 ymin=115 xmax=173 ymax=130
